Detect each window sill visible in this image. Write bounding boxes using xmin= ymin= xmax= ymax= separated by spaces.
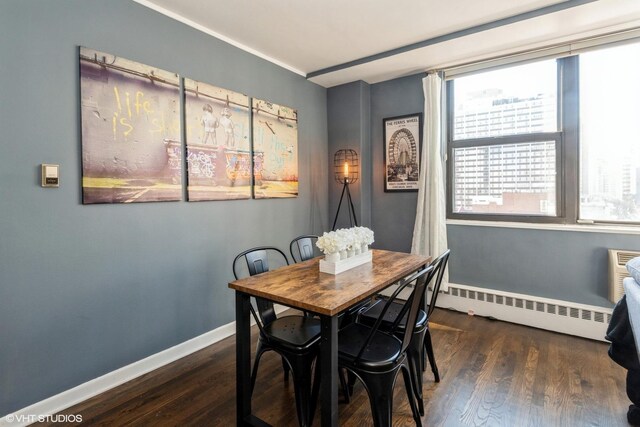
xmin=446 ymin=219 xmax=640 ymax=235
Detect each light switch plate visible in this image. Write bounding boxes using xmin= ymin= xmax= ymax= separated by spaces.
xmin=41 ymin=164 xmax=59 ymax=187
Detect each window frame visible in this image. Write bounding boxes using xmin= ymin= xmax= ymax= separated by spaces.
xmin=445 ymin=56 xmax=583 ymax=224
xmin=447 ymin=131 xmax=564 ymax=222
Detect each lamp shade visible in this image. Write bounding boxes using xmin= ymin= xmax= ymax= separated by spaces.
xmin=334 ymin=149 xmax=358 ymax=184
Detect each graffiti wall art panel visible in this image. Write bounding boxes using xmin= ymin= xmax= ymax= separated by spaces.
xmin=184 ymin=79 xmax=251 ymax=201
xmin=383 ymin=113 xmax=422 ymax=192
xmin=80 ymin=47 xmax=182 ymax=204
xmin=252 ymin=99 xmax=298 ymax=199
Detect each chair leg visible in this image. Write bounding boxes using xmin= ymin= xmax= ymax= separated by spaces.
xmin=422 ymin=338 xmax=427 ymax=373
xmin=309 ymin=358 xmax=321 ymax=423
xmin=286 ymin=352 xmax=316 ymax=427
xmin=357 ymin=369 xmax=397 ymax=427
xmin=424 ymin=329 xmax=440 ymax=382
xmin=401 ymin=362 xmax=422 ymax=427
xmin=407 ymin=333 xmax=425 ymax=415
xmin=250 ymin=343 xmax=268 ymax=396
xmin=347 ymin=369 xmax=357 ymax=396
xmin=282 ymin=357 xmax=290 ymax=382
xmin=339 ymin=368 xmax=351 ymax=403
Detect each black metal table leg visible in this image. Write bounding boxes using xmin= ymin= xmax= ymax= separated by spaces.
xmin=236 ymin=292 xmax=252 ymax=426
xmin=320 ymin=315 xmax=339 ymax=426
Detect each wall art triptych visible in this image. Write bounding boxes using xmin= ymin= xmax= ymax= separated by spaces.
xmin=79 ymin=47 xmax=182 ymax=204
xmin=79 ymin=47 xmax=298 ymax=204
xmin=184 ymin=79 xmax=251 ymax=201
xmin=252 ymin=99 xmax=298 ymax=199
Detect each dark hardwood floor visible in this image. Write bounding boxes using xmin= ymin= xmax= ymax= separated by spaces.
xmin=36 ymin=309 xmax=629 ymax=426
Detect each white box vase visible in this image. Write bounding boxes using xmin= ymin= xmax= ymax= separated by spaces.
xmin=319 ymin=250 xmax=372 ymax=275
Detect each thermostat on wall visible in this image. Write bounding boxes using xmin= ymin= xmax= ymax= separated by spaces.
xmin=41 ymin=164 xmax=59 ymax=187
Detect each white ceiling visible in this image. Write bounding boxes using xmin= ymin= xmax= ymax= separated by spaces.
xmin=134 ymin=0 xmax=640 ymax=87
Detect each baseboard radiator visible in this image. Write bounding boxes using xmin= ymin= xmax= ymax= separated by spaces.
xmin=435 ymin=283 xmax=612 ymax=342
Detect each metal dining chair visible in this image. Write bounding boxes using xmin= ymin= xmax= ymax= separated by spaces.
xmin=233 ymin=246 xmax=321 ymax=427
xmin=338 ymin=265 xmax=435 ymax=427
xmin=289 ymin=235 xmax=319 ymax=263
xmin=356 ymin=249 xmax=450 ymax=415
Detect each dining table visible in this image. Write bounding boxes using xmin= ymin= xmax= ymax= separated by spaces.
xmin=228 ymin=248 xmax=431 ymax=427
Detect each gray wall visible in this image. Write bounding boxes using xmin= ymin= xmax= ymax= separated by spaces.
xmin=364 ymin=73 xmax=640 ymax=307
xmin=447 ymin=225 xmax=640 ymax=306
xmin=0 ymin=0 xmax=328 ymax=415
xmin=370 ymin=74 xmax=424 ymax=252
xmin=327 ymin=81 xmax=372 ymax=229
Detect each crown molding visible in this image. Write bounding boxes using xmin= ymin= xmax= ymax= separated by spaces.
xmin=131 ymin=0 xmax=307 ymax=77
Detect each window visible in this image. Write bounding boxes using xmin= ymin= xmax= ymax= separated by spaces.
xmin=579 ymin=43 xmax=640 ymax=223
xmin=452 ymin=61 xmax=557 ymax=140
xmin=447 ymin=40 xmax=640 ymax=225
xmin=453 ymin=140 xmax=557 ymax=215
xmin=448 ymin=60 xmax=561 ymax=219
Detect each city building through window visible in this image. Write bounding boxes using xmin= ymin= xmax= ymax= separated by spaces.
xmin=448 ymin=60 xmax=560 ymax=218
xmin=447 ymin=41 xmax=640 ymax=225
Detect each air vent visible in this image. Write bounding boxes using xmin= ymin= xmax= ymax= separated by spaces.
xmin=506 ymin=297 xmax=513 ymax=306
xmin=468 ymin=291 xmax=476 ymax=300
xmin=559 ymin=306 xmax=567 ymax=316
xmin=547 ymin=304 xmax=556 ymax=314
xmin=477 ymin=292 xmax=485 ymax=301
xmin=526 ymin=300 xmax=534 ymax=310
xmin=515 ymin=298 xmax=523 ymax=308
xmin=582 ymin=310 xmax=592 ymax=321
xmin=496 ymin=295 xmax=504 ymax=305
xmin=594 ymin=312 xmax=605 ymax=323
xmin=619 ymin=252 xmax=639 ymax=264
xmin=570 ymin=308 xmax=579 ymax=318
xmin=536 ymin=302 xmax=545 ymax=312
xmin=608 ymin=249 xmax=640 ymax=303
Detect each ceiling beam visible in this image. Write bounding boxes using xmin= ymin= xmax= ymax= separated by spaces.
xmin=306 ymin=0 xmax=598 ymax=79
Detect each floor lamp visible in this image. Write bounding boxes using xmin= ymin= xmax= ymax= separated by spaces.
xmin=332 ymin=149 xmax=359 ymax=230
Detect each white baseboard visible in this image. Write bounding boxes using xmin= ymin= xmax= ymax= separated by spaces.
xmin=437 ymin=283 xmax=613 ymax=342
xmin=1 ymin=304 xmax=289 ymax=425
xmin=379 ymin=281 xmax=612 ymax=342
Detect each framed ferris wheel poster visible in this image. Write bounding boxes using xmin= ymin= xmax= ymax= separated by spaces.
xmin=383 ymin=113 xmax=422 ymax=192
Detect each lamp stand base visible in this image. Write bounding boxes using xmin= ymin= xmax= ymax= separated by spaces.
xmin=332 ymin=180 xmax=358 ymax=231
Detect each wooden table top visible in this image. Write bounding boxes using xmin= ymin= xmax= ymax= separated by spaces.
xmin=228 ymin=249 xmax=431 ymax=316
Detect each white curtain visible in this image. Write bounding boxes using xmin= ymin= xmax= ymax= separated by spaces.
xmin=411 ymin=72 xmax=449 ymax=290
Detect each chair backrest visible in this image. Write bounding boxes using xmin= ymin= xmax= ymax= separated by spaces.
xmin=232 ymin=246 xmax=289 ymax=327
xmin=425 ymin=249 xmax=451 ymax=319
xmin=289 ymin=235 xmax=319 ymax=263
xmin=354 ymin=264 xmax=436 ymax=363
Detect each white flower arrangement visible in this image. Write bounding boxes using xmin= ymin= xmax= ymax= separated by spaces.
xmin=353 ymin=226 xmax=375 ymax=246
xmin=316 ymin=227 xmax=374 ymax=255
xmin=316 ymin=231 xmax=343 ymax=255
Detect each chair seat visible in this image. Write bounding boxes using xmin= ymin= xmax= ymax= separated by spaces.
xmin=359 ymin=299 xmax=427 ymax=330
xmin=262 ymin=315 xmax=321 ymax=351
xmin=338 ymin=323 xmax=403 ymax=371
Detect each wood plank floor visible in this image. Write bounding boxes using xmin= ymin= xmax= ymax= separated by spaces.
xmin=36 ymin=309 xmax=630 ymax=426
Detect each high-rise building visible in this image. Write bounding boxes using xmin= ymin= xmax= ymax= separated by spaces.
xmin=452 ymin=91 xmax=556 ymax=214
